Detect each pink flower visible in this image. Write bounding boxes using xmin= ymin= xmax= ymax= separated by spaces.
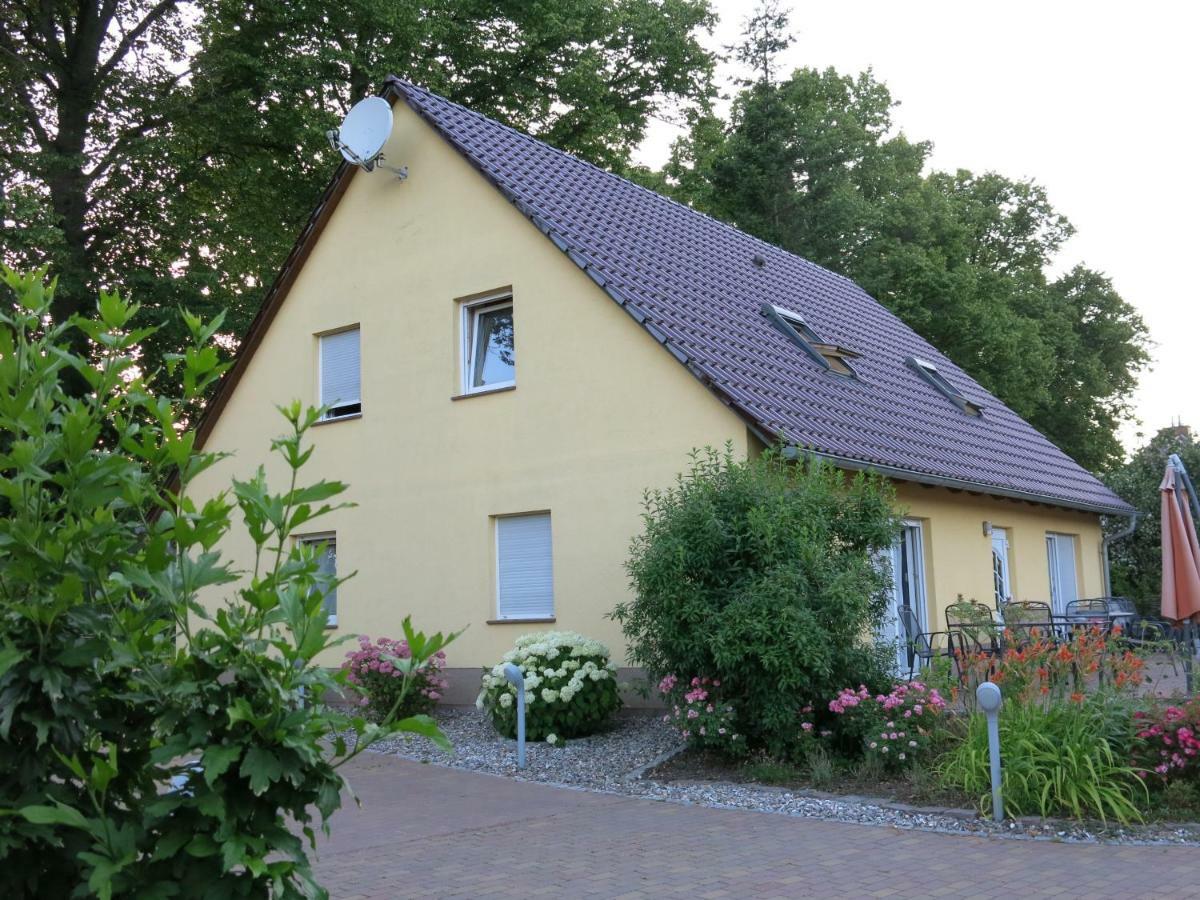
xmin=801 ymin=722 xmax=813 ymax=731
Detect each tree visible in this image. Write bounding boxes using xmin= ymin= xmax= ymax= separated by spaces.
xmin=0 ymin=267 xmax=456 ymax=896
xmin=2 ymin=0 xmax=717 ymax=376
xmin=1106 ymin=426 xmax=1200 ymax=614
xmin=664 ymin=5 xmax=1149 ymax=473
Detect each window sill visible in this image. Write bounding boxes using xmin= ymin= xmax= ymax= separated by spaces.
xmin=451 ymin=385 xmax=516 ymax=401
xmin=313 ymin=413 xmax=362 ymax=427
xmin=487 ymin=616 xmax=556 ymax=625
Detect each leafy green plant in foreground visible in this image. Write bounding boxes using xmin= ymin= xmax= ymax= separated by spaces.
xmin=0 ymin=267 xmax=456 ymax=898
xmin=938 ymin=696 xmax=1147 ymax=824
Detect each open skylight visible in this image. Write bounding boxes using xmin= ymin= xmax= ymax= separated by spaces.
xmin=907 ymin=356 xmax=983 ymax=417
xmin=762 ymin=305 xmax=860 ymax=378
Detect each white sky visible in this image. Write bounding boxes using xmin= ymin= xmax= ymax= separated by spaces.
xmin=634 ymin=0 xmax=1199 ymax=453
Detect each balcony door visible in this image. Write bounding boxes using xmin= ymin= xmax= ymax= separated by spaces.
xmin=882 ymin=521 xmax=928 ymax=675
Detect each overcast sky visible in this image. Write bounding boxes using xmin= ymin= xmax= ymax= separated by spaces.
xmin=634 ymin=0 xmax=1197 ymax=453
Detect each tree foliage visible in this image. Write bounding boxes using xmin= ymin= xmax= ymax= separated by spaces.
xmin=1106 ymin=426 xmax=1200 ymax=614
xmin=614 ymin=447 xmax=900 ymax=759
xmin=1 ymin=0 xmax=717 ymax=377
xmin=664 ymin=7 xmax=1149 ymax=473
xmin=0 ymin=267 xmax=456 ymax=898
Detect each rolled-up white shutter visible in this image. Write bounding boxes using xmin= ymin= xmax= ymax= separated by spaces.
xmin=496 ymin=513 xmax=554 ymax=619
xmin=320 ymin=328 xmax=360 ymax=410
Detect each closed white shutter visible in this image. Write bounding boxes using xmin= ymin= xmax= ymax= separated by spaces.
xmin=496 ymin=513 xmax=554 ymax=619
xmin=320 ymin=328 xmax=360 ymax=411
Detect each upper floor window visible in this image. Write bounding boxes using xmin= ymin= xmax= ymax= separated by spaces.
xmin=463 ymin=295 xmax=515 ymax=393
xmin=906 ymin=355 xmax=982 ymax=417
xmin=318 ymin=327 xmax=361 ymax=420
xmin=763 ymin=304 xmax=859 ymax=378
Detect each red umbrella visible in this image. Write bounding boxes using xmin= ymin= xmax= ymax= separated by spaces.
xmin=1161 ymin=461 xmax=1200 ymax=624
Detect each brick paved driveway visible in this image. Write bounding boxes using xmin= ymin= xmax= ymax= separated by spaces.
xmin=314 ymin=753 xmax=1198 ymax=899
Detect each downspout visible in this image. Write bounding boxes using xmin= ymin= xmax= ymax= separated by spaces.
xmin=1101 ymin=512 xmax=1139 ymax=598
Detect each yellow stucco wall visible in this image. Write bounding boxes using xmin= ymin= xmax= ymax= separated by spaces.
xmin=192 ymin=97 xmax=1107 ymax=675
xmin=190 ymin=98 xmax=749 ymax=669
xmin=894 ymin=482 xmax=1105 ymax=631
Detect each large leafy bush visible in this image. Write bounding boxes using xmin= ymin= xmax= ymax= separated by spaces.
xmin=0 ymin=268 xmax=455 ymax=898
xmin=479 ymin=631 xmax=621 ymax=741
xmin=615 ymin=446 xmax=900 ymax=759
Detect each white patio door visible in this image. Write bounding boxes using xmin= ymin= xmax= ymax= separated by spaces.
xmin=1045 ymin=533 xmax=1078 ymax=616
xmin=991 ymin=529 xmax=1011 ymax=608
xmin=881 ymin=521 xmax=928 ymax=675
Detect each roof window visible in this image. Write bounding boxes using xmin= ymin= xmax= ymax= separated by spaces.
xmin=762 ymin=304 xmax=859 ymax=378
xmin=907 ymin=356 xmax=983 ymax=417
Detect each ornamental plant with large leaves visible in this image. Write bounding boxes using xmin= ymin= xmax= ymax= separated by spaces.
xmin=0 ymin=267 xmax=456 ymax=898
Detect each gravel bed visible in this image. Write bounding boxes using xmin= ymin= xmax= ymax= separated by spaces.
xmin=362 ymin=707 xmax=1200 ymax=846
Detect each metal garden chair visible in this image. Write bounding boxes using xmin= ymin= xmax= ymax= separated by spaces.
xmin=897 ymin=606 xmax=967 ymax=682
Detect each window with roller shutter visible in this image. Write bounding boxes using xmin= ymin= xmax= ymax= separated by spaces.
xmin=318 ymin=327 xmax=361 ymax=420
xmin=495 ymin=513 xmax=554 ymax=620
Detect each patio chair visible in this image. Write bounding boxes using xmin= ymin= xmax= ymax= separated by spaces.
xmin=1064 ymin=598 xmax=1112 ymax=635
xmin=945 ymin=599 xmax=1000 ymax=655
xmin=1000 ymin=600 xmax=1055 ymax=649
xmin=897 ymin=606 xmax=967 ymax=682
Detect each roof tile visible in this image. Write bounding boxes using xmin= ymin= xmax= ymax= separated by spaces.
xmin=389 ymin=78 xmax=1132 ymax=516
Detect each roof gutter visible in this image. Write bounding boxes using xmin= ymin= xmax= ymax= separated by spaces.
xmin=781 ymin=445 xmax=1137 ymax=518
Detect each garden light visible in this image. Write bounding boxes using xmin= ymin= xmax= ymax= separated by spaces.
xmin=503 ymin=662 xmax=526 ymax=769
xmin=976 ymin=681 xmax=1003 ymax=822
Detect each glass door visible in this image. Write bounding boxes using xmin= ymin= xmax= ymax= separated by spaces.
xmin=991 ymin=528 xmax=1011 ymax=609
xmin=1045 ymin=533 xmax=1078 ymax=616
xmin=882 ymin=521 xmax=928 ymax=675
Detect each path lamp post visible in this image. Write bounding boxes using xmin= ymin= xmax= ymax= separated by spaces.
xmin=976 ymin=681 xmax=1003 ymax=822
xmin=503 ymin=662 xmax=526 ymax=770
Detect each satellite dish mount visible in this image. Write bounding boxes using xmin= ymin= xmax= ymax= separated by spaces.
xmin=327 ymin=96 xmax=407 ymax=180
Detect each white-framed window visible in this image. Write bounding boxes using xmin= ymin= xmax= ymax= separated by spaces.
xmin=297 ymin=533 xmax=338 ymax=627
xmin=462 ymin=295 xmax=515 ymax=393
xmin=879 ymin=520 xmax=928 ymax=675
xmin=1045 ymin=532 xmax=1079 ymax=616
xmin=495 ymin=512 xmax=553 ymax=620
xmin=318 ymin=327 xmax=361 ymax=420
xmin=992 ymin=528 xmax=1012 ymax=607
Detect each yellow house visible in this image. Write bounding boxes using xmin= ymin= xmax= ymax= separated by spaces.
xmin=191 ymin=79 xmax=1134 ymax=698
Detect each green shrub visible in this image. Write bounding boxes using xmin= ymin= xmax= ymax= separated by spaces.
xmin=938 ymin=697 xmax=1147 ymax=823
xmin=479 ymin=631 xmax=622 ymax=741
xmin=615 ymin=446 xmax=900 ymax=759
xmin=0 ymin=268 xmax=457 ymax=898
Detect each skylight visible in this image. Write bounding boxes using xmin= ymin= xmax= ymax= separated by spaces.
xmin=907 ymin=356 xmax=982 ymax=417
xmin=762 ymin=305 xmax=859 ymax=378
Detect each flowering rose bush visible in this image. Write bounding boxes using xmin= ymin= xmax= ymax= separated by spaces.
xmin=343 ymin=635 xmax=449 ymax=723
xmin=825 ymin=681 xmax=947 ymax=769
xmin=479 ymin=631 xmax=622 ymax=741
xmin=1133 ymin=699 xmax=1200 ymax=783
xmin=658 ymin=675 xmax=745 ymax=756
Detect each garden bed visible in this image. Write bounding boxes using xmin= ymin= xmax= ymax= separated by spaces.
xmin=359 ymin=708 xmax=1200 ymax=846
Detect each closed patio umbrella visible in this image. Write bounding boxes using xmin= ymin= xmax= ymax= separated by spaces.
xmin=1160 ymin=460 xmax=1200 ymax=624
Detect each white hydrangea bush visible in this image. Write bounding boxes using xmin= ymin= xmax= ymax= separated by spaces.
xmin=478 ymin=631 xmax=622 ymax=741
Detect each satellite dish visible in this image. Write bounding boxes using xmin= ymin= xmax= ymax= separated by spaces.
xmin=327 ymin=96 xmax=407 ymax=180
